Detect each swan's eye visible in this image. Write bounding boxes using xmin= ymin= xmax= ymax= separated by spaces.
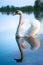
xmin=16 ymin=11 xmax=19 ymax=14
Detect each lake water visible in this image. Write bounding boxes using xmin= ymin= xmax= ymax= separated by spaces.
xmin=0 ymin=12 xmax=43 ymax=65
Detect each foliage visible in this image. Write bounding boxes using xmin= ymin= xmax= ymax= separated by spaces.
xmin=0 ymin=5 xmax=33 ymax=14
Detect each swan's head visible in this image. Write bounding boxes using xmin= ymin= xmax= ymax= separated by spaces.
xmin=13 ymin=10 xmax=23 ymax=15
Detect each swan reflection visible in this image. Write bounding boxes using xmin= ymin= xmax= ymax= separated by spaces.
xmin=15 ymin=37 xmax=40 ymax=62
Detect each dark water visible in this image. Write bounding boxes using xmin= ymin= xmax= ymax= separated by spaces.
xmin=0 ymin=12 xmax=43 ymax=65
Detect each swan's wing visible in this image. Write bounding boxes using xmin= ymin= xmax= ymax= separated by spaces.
xmin=25 ymin=19 xmax=40 ymax=37
xmin=20 ymin=19 xmax=31 ymax=31
xmin=19 ymin=20 xmax=31 ymax=36
xmin=31 ymin=19 xmax=40 ymax=32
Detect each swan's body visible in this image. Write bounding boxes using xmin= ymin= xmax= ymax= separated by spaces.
xmin=13 ymin=10 xmax=40 ymax=62
xmin=17 ymin=19 xmax=40 ymax=37
xmin=14 ymin=10 xmax=40 ymax=38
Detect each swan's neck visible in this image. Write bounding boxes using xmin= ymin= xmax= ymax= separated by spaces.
xmin=18 ymin=14 xmax=22 ymax=30
xmin=19 ymin=14 xmax=22 ymax=27
xmin=16 ymin=14 xmax=22 ymax=37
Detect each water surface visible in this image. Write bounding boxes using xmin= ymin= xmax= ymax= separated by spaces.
xmin=0 ymin=12 xmax=43 ymax=65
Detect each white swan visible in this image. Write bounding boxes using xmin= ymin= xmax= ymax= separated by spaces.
xmin=13 ymin=10 xmax=40 ymax=62
xmin=13 ymin=10 xmax=40 ymax=38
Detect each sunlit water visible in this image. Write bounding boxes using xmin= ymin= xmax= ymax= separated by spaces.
xmin=0 ymin=12 xmax=43 ymax=65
